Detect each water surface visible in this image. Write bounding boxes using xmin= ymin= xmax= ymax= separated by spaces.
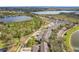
xmin=0 ymin=16 xmax=32 ymax=23
xmin=32 ymin=11 xmax=76 ymax=14
xmin=71 ymin=31 xmax=79 ymax=52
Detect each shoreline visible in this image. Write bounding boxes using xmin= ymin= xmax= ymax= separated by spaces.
xmin=70 ymin=30 xmax=79 ymax=51
xmin=63 ymin=25 xmax=79 ymax=52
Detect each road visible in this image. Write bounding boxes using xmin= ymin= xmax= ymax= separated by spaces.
xmin=17 ymin=16 xmax=72 ymax=52
xmin=32 ymin=19 xmax=70 ymax=52
xmin=16 ymin=16 xmax=50 ymax=52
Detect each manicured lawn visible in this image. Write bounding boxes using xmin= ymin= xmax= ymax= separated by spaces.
xmin=64 ymin=25 xmax=79 ymax=50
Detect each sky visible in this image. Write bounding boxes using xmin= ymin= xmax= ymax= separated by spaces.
xmin=0 ymin=0 xmax=79 ymax=6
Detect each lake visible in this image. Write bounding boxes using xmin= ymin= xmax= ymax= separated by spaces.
xmin=0 ymin=16 xmax=32 ymax=23
xmin=71 ymin=31 xmax=79 ymax=52
xmin=32 ymin=11 xmax=76 ymax=14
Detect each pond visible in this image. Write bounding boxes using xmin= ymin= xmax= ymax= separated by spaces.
xmin=71 ymin=31 xmax=79 ymax=52
xmin=0 ymin=16 xmax=32 ymax=23
xmin=32 ymin=11 xmax=76 ymax=15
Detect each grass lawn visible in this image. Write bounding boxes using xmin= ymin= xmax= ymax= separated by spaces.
xmin=53 ymin=14 xmax=79 ymax=23
xmin=64 ymin=25 xmax=79 ymax=51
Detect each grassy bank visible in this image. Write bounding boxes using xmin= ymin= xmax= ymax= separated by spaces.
xmin=64 ymin=26 xmax=79 ymax=51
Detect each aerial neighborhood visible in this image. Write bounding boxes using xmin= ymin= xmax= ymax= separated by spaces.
xmin=0 ymin=7 xmax=79 ymax=52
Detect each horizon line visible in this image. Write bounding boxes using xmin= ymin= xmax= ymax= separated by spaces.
xmin=0 ymin=6 xmax=79 ymax=8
